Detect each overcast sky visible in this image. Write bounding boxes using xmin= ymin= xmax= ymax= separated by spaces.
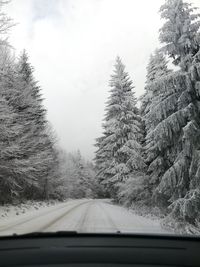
xmin=5 ymin=0 xmax=200 ymax=160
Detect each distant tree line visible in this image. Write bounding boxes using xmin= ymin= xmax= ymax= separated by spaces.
xmin=95 ymin=0 xmax=200 ymax=233
xmin=59 ymin=150 xmax=103 ymax=199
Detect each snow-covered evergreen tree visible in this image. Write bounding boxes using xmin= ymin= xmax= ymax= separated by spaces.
xmin=0 ymin=2 xmax=66 ymax=203
xmin=15 ymin=51 xmax=63 ymax=200
xmin=0 ymin=50 xmax=64 ymax=202
xmin=94 ymin=135 xmax=111 ymax=197
xmin=95 ymin=57 xmax=146 ymax=201
xmin=71 ymin=150 xmax=88 ymax=198
xmin=0 ymin=4 xmax=25 ymax=203
xmin=151 ymin=0 xmax=200 ymax=226
xmin=159 ymin=0 xmax=200 ymax=69
xmin=140 ymin=49 xmax=171 ymax=119
xmin=141 ymin=50 xmax=173 ymax=203
xmin=0 ymin=1 xmax=14 ymax=46
xmin=0 ymin=96 xmax=23 ymax=203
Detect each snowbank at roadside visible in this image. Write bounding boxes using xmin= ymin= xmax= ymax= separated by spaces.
xmin=0 ymin=200 xmax=60 ymax=221
xmin=126 ymin=203 xmax=200 ymax=235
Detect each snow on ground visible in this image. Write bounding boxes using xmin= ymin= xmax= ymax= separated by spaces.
xmin=0 ymin=200 xmax=59 ymax=220
xmin=0 ymin=199 xmax=172 ymax=236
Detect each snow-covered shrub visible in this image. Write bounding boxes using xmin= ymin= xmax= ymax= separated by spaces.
xmin=118 ymin=173 xmax=149 ymax=207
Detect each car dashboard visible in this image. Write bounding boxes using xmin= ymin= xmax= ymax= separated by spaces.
xmin=0 ymin=233 xmax=199 ymax=267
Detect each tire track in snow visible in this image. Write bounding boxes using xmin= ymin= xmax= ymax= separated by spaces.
xmin=98 ymin=202 xmax=120 ymax=233
xmin=0 ymin=200 xmax=91 ymax=233
xmin=74 ymin=201 xmax=93 ymax=232
xmin=38 ymin=200 xmax=91 ymax=232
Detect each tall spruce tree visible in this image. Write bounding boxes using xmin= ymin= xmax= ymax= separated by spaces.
xmin=0 ymin=5 xmax=23 ymax=203
xmin=141 ymin=49 xmax=171 ymax=119
xmin=141 ymin=50 xmax=168 ymax=116
xmin=141 ymin=50 xmax=173 ymax=203
xmin=0 ymin=95 xmax=23 ymax=203
xmin=0 ymin=2 xmax=64 ymax=203
xmin=95 ymin=57 xmax=145 ymax=200
xmin=159 ymin=0 xmax=200 ymax=69
xmin=16 ymin=51 xmax=62 ymax=200
xmin=152 ymin=0 xmax=200 ymax=225
xmin=0 ymin=50 xmax=63 ymax=201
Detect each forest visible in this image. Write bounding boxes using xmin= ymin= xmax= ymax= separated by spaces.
xmin=94 ymin=0 xmax=200 ymax=232
xmin=0 ymin=1 xmax=98 ymax=204
xmin=0 ymin=0 xmax=200 ymax=233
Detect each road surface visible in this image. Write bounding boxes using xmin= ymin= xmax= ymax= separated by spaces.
xmin=0 ymin=199 xmax=169 ymax=235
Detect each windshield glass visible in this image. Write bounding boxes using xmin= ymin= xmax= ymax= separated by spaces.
xmin=0 ymin=0 xmax=200 ymax=237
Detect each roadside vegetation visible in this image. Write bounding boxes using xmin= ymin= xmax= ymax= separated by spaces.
xmin=0 ymin=1 xmax=97 ymax=204
xmin=95 ymin=0 xmax=200 ymax=233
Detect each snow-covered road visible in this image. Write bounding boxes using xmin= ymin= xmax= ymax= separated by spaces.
xmin=0 ymin=199 xmax=169 ymax=235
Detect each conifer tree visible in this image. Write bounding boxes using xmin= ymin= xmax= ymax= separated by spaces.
xmin=141 ymin=50 xmax=173 ymax=201
xmin=95 ymin=57 xmax=145 ymax=200
xmin=0 ymin=2 xmax=64 ymax=203
xmin=141 ymin=49 xmax=171 ymax=118
xmin=0 ymin=50 xmax=63 ymax=201
xmin=152 ymin=0 xmax=200 ymax=225
xmin=159 ymin=0 xmax=200 ymax=69
xmin=0 ymin=96 xmax=23 ymax=203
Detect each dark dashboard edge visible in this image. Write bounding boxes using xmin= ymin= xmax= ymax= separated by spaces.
xmin=0 ymin=232 xmax=200 ymax=242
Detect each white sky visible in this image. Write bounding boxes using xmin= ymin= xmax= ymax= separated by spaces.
xmin=5 ymin=0 xmax=200 ymax=160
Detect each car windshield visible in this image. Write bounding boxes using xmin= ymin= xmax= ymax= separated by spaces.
xmin=0 ymin=0 xmax=200 ymax=237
